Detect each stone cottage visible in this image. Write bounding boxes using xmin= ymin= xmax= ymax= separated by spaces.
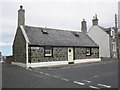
xmin=12 ymin=6 xmax=100 ymax=68
xmin=88 ymin=15 xmax=118 ymax=58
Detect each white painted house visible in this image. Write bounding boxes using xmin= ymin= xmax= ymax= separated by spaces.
xmin=88 ymin=15 xmax=117 ymax=58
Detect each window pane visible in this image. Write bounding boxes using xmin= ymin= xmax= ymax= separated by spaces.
xmin=45 ymin=50 xmax=51 ymax=54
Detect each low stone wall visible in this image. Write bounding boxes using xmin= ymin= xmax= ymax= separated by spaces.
xmin=4 ymin=56 xmax=13 ymax=64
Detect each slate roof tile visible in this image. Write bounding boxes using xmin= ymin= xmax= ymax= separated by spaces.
xmin=24 ymin=25 xmax=98 ymax=47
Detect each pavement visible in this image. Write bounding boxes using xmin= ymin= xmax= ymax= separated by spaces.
xmin=2 ymin=58 xmax=119 ymax=89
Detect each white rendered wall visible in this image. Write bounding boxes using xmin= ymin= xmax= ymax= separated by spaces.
xmin=12 ymin=58 xmax=101 ymax=68
xmin=74 ymin=58 xmax=101 ymax=64
xmin=88 ymin=26 xmax=110 ymax=57
xmin=118 ymin=1 xmax=120 ymax=29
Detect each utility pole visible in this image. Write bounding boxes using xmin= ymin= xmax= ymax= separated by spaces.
xmin=115 ymin=14 xmax=119 ymax=58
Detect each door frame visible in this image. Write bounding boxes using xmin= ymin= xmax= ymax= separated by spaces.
xmin=68 ymin=47 xmax=74 ymax=64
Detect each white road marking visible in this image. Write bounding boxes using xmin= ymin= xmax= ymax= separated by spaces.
xmin=53 ymin=76 xmax=60 ymax=78
xmin=28 ymin=69 xmax=32 ymax=71
xmin=94 ymin=75 xmax=99 ymax=78
xmin=27 ymin=69 xmax=111 ymax=89
xmin=35 ymin=70 xmax=39 ymax=72
xmin=83 ymin=80 xmax=91 ymax=83
xmin=90 ymin=85 xmax=99 ymax=89
xmin=44 ymin=73 xmax=50 ymax=76
xmin=73 ymin=81 xmax=85 ymax=85
xmin=98 ymin=83 xmax=111 ymax=88
xmin=39 ymin=72 xmax=44 ymax=74
xmin=61 ymin=78 xmax=69 ymax=81
xmin=93 ymin=71 xmax=116 ymax=79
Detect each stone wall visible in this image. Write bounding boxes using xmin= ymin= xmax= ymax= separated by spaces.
xmin=29 ymin=46 xmax=99 ymax=63
xmin=4 ymin=56 xmax=13 ymax=64
xmin=29 ymin=47 xmax=68 ymax=63
xmin=13 ymin=27 xmax=26 ymax=63
xmin=75 ymin=47 xmax=99 ymax=59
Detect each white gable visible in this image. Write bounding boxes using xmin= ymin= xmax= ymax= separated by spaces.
xmin=88 ymin=26 xmax=110 ymax=57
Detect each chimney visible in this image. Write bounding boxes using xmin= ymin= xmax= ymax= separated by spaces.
xmin=92 ymin=14 xmax=98 ymax=26
xmin=18 ymin=5 xmax=25 ymax=26
xmin=81 ymin=19 xmax=87 ymax=33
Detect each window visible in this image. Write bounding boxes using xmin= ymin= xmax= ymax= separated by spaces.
xmin=73 ymin=32 xmax=79 ymax=37
xmin=112 ymin=42 xmax=116 ymax=51
xmin=110 ymin=29 xmax=115 ymax=38
xmin=41 ymin=29 xmax=48 ymax=34
xmin=44 ymin=46 xmax=52 ymax=56
xmin=86 ymin=48 xmax=91 ymax=56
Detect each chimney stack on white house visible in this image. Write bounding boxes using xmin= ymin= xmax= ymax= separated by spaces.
xmin=18 ymin=5 xmax=25 ymax=26
xmin=92 ymin=14 xmax=98 ymax=26
xmin=81 ymin=19 xmax=87 ymax=33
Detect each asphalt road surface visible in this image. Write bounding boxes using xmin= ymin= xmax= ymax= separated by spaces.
xmin=2 ymin=59 xmax=119 ymax=89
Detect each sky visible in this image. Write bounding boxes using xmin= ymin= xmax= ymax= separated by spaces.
xmin=0 ymin=0 xmax=119 ymax=56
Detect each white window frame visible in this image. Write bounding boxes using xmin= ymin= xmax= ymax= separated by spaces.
xmin=111 ymin=29 xmax=115 ymax=38
xmin=31 ymin=47 xmax=39 ymax=50
xmin=44 ymin=46 xmax=52 ymax=57
xmin=86 ymin=48 xmax=91 ymax=56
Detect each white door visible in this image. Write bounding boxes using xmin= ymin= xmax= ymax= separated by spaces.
xmin=68 ymin=47 xmax=74 ymax=64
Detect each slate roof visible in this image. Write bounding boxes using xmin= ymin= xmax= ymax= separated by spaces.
xmin=98 ymin=26 xmax=111 ymax=34
xmin=99 ymin=26 xmax=120 ymax=37
xmin=24 ymin=25 xmax=98 ymax=47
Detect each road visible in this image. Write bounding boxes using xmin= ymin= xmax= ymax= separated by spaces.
xmin=2 ymin=59 xmax=119 ymax=89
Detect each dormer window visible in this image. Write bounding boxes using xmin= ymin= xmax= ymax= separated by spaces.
xmin=41 ymin=29 xmax=48 ymax=34
xmin=73 ymin=32 xmax=79 ymax=37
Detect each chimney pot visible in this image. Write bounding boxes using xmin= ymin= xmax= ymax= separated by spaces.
xmin=92 ymin=14 xmax=98 ymax=26
xmin=20 ymin=5 xmax=23 ymax=9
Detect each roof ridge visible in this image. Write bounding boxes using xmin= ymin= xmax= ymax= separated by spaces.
xmin=25 ymin=25 xmax=81 ymax=33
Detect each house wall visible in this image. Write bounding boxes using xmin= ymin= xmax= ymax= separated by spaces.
xmin=29 ymin=46 xmax=99 ymax=63
xmin=118 ymin=1 xmax=120 ymax=29
xmin=29 ymin=47 xmax=68 ymax=63
xmin=88 ymin=26 xmax=110 ymax=58
xmin=75 ymin=47 xmax=99 ymax=59
xmin=13 ymin=27 xmax=26 ymax=63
